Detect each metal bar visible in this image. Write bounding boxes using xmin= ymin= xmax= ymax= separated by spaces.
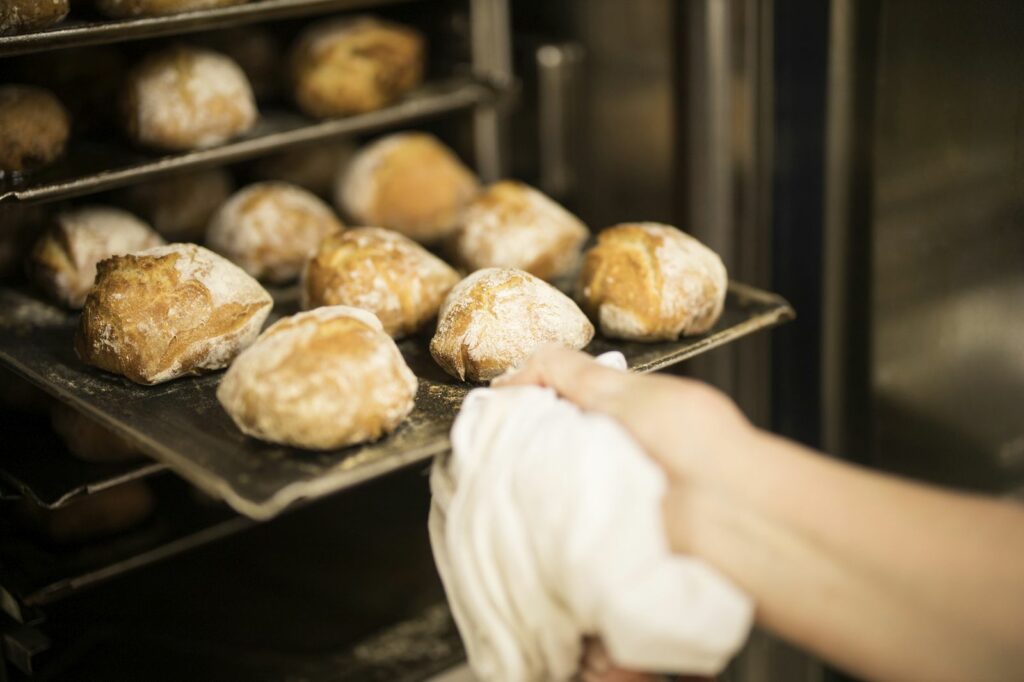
xmin=470 ymin=0 xmax=513 ymax=182
xmin=0 ymin=0 xmax=420 ymax=58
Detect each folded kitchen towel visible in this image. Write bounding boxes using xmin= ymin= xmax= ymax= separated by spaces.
xmin=429 ymin=352 xmax=754 ymax=681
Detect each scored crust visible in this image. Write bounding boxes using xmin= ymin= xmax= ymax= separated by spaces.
xmin=216 ymin=306 xmax=418 ymax=450
xmin=75 ymin=244 xmax=272 ymax=385
xmin=301 ymin=227 xmax=460 ymax=337
xmin=578 ymin=223 xmax=727 ymax=341
xmin=430 ymin=268 xmax=594 ymax=382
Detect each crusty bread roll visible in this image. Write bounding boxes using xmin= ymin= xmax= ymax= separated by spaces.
xmin=96 ymin=0 xmax=248 ymax=18
xmin=29 ymin=206 xmax=165 ymax=309
xmin=430 ymin=268 xmax=594 ymax=382
xmin=1 ymin=0 xmax=69 ymax=35
xmin=450 ymin=180 xmax=589 ymax=282
xmin=118 ymin=168 xmax=233 ymax=242
xmin=578 ymin=223 xmax=727 ymax=341
xmin=122 ymin=45 xmax=257 ymax=151
xmin=50 ymin=402 xmax=140 ymax=463
xmin=0 ymin=85 xmax=70 ymax=174
xmin=76 ymin=243 xmax=272 ymax=385
xmin=301 ymin=227 xmax=460 ymax=338
xmin=247 ymin=139 xmax=354 ymax=198
xmin=207 ymin=182 xmax=344 ymax=283
xmin=217 ymin=306 xmax=417 ymax=450
xmin=290 ymin=16 xmax=425 ymax=119
xmin=195 ymin=25 xmax=281 ymax=101
xmin=18 ymin=481 xmax=155 ymax=545
xmin=338 ymin=133 xmax=479 ymax=244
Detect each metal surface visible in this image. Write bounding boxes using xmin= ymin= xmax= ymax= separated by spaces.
xmin=0 ymin=283 xmax=792 ymax=520
xmin=0 ymin=77 xmax=498 ymax=206
xmin=470 ymin=0 xmax=513 ymax=182
xmin=0 ymin=0 xmax=419 ymax=58
xmin=536 ymin=42 xmax=584 ymax=199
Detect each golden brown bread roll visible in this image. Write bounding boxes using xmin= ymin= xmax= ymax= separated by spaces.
xmin=117 ymin=168 xmax=233 ymax=242
xmin=290 ymin=16 xmax=425 ymax=118
xmin=578 ymin=223 xmax=727 ymax=341
xmin=29 ymin=206 xmax=165 ymax=309
xmin=95 ymin=0 xmax=248 ymax=18
xmin=0 ymin=85 xmax=70 ymax=174
xmin=50 ymin=402 xmax=140 ymax=463
xmin=449 ymin=180 xmax=589 ymax=281
xmin=122 ymin=45 xmax=257 ymax=151
xmin=338 ymin=132 xmax=479 ymax=244
xmin=217 ymin=306 xmax=417 ymax=450
xmin=76 ymin=243 xmax=273 ymax=385
xmin=430 ymin=268 xmax=594 ymax=382
xmin=301 ymin=227 xmax=460 ymax=338
xmin=207 ymin=182 xmax=344 ymax=283
xmin=0 ymin=0 xmax=69 ymax=35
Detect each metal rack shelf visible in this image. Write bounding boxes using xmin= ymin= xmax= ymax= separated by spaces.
xmin=0 ymin=77 xmax=499 ymax=206
xmin=0 ymin=0 xmax=421 ymax=58
xmin=0 ymin=282 xmax=794 ymax=521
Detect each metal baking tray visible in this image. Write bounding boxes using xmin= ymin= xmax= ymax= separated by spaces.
xmin=0 ymin=77 xmax=496 ymax=206
xmin=0 ymin=282 xmax=793 ymax=520
xmin=0 ymin=0 xmax=421 ymax=58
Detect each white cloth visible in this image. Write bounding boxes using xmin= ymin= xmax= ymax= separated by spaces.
xmin=429 ymin=352 xmax=754 ymax=681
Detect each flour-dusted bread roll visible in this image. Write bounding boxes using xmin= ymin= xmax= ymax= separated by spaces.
xmin=1 ymin=0 xmax=69 ymax=35
xmin=119 ymin=168 xmax=233 ymax=242
xmin=122 ymin=45 xmax=257 ymax=151
xmin=50 ymin=402 xmax=140 ymax=463
xmin=290 ymin=16 xmax=424 ymax=118
xmin=338 ymin=133 xmax=479 ymax=244
xmin=96 ymin=0 xmax=248 ymax=18
xmin=207 ymin=182 xmax=344 ymax=283
xmin=217 ymin=306 xmax=417 ymax=450
xmin=29 ymin=206 xmax=165 ymax=309
xmin=302 ymin=227 xmax=460 ymax=338
xmin=450 ymin=180 xmax=589 ymax=282
xmin=76 ymin=244 xmax=272 ymax=385
xmin=578 ymin=223 xmax=727 ymax=341
xmin=0 ymin=85 xmax=70 ymax=174
xmin=430 ymin=268 xmax=594 ymax=382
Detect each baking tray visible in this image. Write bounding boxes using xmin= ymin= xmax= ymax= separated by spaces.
xmin=0 ymin=0 xmax=421 ymax=57
xmin=0 ymin=76 xmax=496 ymax=206
xmin=0 ymin=282 xmax=793 ymax=520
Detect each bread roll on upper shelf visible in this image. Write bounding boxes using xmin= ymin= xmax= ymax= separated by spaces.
xmin=449 ymin=180 xmax=590 ymax=282
xmin=0 ymin=0 xmax=69 ymax=36
xmin=578 ymin=223 xmax=727 ymax=341
xmin=0 ymin=85 xmax=70 ymax=175
xmin=217 ymin=306 xmax=418 ymax=450
xmin=338 ymin=132 xmax=480 ymax=244
xmin=207 ymin=181 xmax=344 ymax=284
xmin=121 ymin=45 xmax=257 ymax=152
xmin=301 ymin=227 xmax=460 ymax=338
xmin=29 ymin=206 xmax=165 ymax=309
xmin=430 ymin=268 xmax=594 ymax=382
xmin=76 ymin=243 xmax=272 ymax=385
xmin=95 ymin=0 xmax=248 ymax=19
xmin=290 ymin=16 xmax=425 ymax=118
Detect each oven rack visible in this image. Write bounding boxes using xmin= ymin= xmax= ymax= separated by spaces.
xmin=0 ymin=76 xmax=502 ymax=206
xmin=0 ymin=282 xmax=795 ymax=521
xmin=0 ymin=0 xmax=423 ymax=58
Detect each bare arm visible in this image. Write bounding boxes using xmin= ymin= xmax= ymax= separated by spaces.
xmin=497 ymin=347 xmax=1024 ymax=682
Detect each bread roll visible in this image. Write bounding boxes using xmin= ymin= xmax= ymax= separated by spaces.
xmin=1 ymin=0 xmax=69 ymax=35
xmin=51 ymin=402 xmax=140 ymax=463
xmin=450 ymin=180 xmax=589 ymax=281
xmin=122 ymin=45 xmax=257 ymax=151
xmin=290 ymin=17 xmax=424 ymax=119
xmin=430 ymin=268 xmax=594 ymax=382
xmin=96 ymin=0 xmax=248 ymax=18
xmin=118 ymin=168 xmax=232 ymax=242
xmin=338 ymin=133 xmax=479 ymax=244
xmin=207 ymin=182 xmax=344 ymax=283
xmin=195 ymin=25 xmax=282 ymax=101
xmin=247 ymin=140 xmax=355 ymax=198
xmin=76 ymin=243 xmax=272 ymax=385
xmin=18 ymin=481 xmax=155 ymax=545
xmin=578 ymin=223 xmax=727 ymax=341
xmin=0 ymin=85 xmax=70 ymax=174
xmin=217 ymin=306 xmax=417 ymax=450
xmin=29 ymin=206 xmax=165 ymax=309
xmin=302 ymin=227 xmax=460 ymax=338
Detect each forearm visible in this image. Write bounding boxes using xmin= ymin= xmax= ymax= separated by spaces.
xmin=669 ymin=430 xmax=1024 ymax=681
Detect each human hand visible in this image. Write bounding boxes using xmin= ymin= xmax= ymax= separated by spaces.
xmin=493 ymin=345 xmax=757 ymax=484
